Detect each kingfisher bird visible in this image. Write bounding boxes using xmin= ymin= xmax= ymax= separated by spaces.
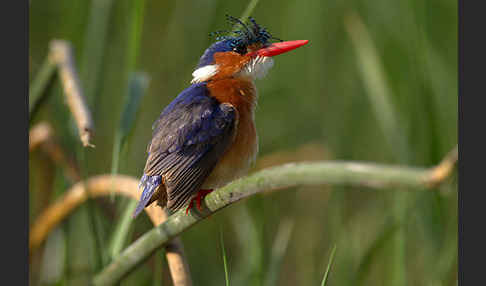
xmin=132 ymin=15 xmax=308 ymax=217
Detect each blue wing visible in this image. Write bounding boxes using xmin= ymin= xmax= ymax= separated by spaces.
xmin=137 ymin=83 xmax=236 ymax=212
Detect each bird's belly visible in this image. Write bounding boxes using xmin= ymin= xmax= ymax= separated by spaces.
xmin=202 ymin=116 xmax=258 ymax=189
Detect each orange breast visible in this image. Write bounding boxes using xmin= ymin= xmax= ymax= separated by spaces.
xmin=202 ymin=79 xmax=258 ymax=189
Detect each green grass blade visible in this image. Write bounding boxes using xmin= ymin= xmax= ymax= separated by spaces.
xmin=29 ymin=56 xmax=56 ymax=116
xmin=109 ymin=72 xmax=149 ymax=202
xmin=74 ymin=146 xmax=108 ymax=269
xmin=107 ymin=199 xmax=137 ymax=260
xmin=265 ymin=219 xmax=294 ymax=286
xmin=110 ymin=72 xmax=149 ymax=178
xmin=109 ymin=0 xmax=148 ymax=182
xmin=228 ymin=206 xmax=263 ymax=286
xmin=153 ymin=249 xmax=164 ymax=286
xmin=344 ymin=12 xmax=409 ymax=162
xmin=220 ymin=229 xmax=230 ymax=286
xmin=107 ymin=73 xmax=149 ymax=260
xmin=106 ymin=0 xmax=148 ymax=263
xmin=126 ymin=0 xmax=146 ymax=72
xmin=355 ymin=222 xmax=400 ymax=284
xmin=118 ymin=73 xmax=150 ymax=142
xmin=345 ymin=13 xmax=410 ymax=286
xmin=320 ymin=245 xmax=337 ymax=286
xmin=79 ymin=0 xmax=115 ymax=104
xmin=239 ymin=0 xmax=261 ymax=21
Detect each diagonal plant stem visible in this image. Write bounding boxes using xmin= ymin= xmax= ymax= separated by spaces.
xmin=320 ymin=245 xmax=337 ymax=286
xmin=107 ymin=0 xmax=148 ymax=258
xmin=79 ymin=0 xmax=115 ymax=105
xmin=345 ymin=13 xmax=414 ymax=285
xmin=107 ymin=73 xmax=149 ymax=259
xmin=92 ymin=146 xmax=457 ymax=285
xmin=220 ymin=229 xmax=230 ymax=286
xmin=265 ymin=219 xmax=294 ymax=286
xmin=29 ymin=40 xmax=96 ymax=147
xmin=29 ymin=174 xmax=193 ymax=285
xmin=29 ymin=147 xmax=456 ymax=285
xmin=29 ymin=125 xmax=192 ymax=285
xmin=239 ymin=0 xmax=261 ymax=22
xmin=29 ymin=122 xmax=81 ymax=182
xmin=159 ymin=209 xmax=193 ymax=286
xmin=49 ymin=40 xmax=95 ymax=147
xmin=29 ymin=56 xmax=57 ymax=116
xmin=345 ymin=12 xmax=408 ymax=161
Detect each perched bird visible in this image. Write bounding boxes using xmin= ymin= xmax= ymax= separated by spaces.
xmin=133 ymin=15 xmax=308 ymax=217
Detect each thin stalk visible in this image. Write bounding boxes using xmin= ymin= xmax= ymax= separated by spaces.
xmin=107 ymin=199 xmax=137 ymax=261
xmin=126 ymin=0 xmax=146 ymax=72
xmin=106 ymin=0 xmax=148 ymax=256
xmin=30 ymin=145 xmax=457 ymax=254
xmin=345 ymin=13 xmax=411 ymax=285
xmin=264 ymin=219 xmax=294 ymax=286
xmin=239 ymin=0 xmax=261 ymax=21
xmin=80 ymin=0 xmax=115 ymax=104
xmin=106 ymin=73 xmax=149 ymax=260
xmin=93 ymin=153 xmax=457 ymax=285
xmin=220 ymin=230 xmax=230 ymax=286
xmin=153 ymin=249 xmax=164 ymax=286
xmin=344 ymin=12 xmax=409 ymax=161
xmin=355 ymin=221 xmax=400 ymax=284
xmin=29 ymin=56 xmax=57 ymax=116
xmin=320 ymin=245 xmax=337 ymax=286
xmin=80 ymin=147 xmax=108 ymax=269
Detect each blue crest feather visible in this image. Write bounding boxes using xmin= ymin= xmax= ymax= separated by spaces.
xmin=197 ymin=15 xmax=281 ymax=68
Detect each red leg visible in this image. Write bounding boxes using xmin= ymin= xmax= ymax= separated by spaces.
xmin=185 ymin=200 xmax=194 ymax=215
xmin=185 ymin=189 xmax=214 ymax=214
xmin=196 ymin=189 xmax=214 ymax=210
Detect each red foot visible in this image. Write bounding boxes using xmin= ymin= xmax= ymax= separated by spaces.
xmin=185 ymin=200 xmax=194 ymax=215
xmin=185 ymin=189 xmax=214 ymax=214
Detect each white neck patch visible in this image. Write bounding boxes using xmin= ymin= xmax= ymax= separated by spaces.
xmin=239 ymin=56 xmax=274 ymax=80
xmin=191 ymin=65 xmax=219 ymax=83
xmin=190 ymin=56 xmax=274 ymax=83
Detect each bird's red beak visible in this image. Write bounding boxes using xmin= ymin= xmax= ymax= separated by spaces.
xmin=251 ymin=40 xmax=309 ymax=57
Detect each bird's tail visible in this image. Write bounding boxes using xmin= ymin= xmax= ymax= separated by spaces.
xmin=132 ymin=174 xmax=162 ymax=218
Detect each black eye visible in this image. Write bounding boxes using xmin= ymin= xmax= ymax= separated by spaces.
xmin=233 ymin=44 xmax=247 ymax=55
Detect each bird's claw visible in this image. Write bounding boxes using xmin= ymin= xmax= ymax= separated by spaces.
xmin=185 ymin=189 xmax=214 ymax=214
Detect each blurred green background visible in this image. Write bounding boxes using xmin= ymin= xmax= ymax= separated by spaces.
xmin=29 ymin=0 xmax=457 ymax=285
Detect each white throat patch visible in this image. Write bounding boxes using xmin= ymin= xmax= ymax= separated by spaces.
xmin=239 ymin=56 xmax=274 ymax=80
xmin=191 ymin=65 xmax=218 ymax=83
xmin=190 ymin=56 xmax=274 ymax=83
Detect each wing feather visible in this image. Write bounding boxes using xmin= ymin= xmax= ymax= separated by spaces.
xmin=140 ymin=83 xmax=236 ymax=211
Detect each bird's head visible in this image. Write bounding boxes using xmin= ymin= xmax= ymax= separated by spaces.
xmin=191 ymin=15 xmax=308 ymax=84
